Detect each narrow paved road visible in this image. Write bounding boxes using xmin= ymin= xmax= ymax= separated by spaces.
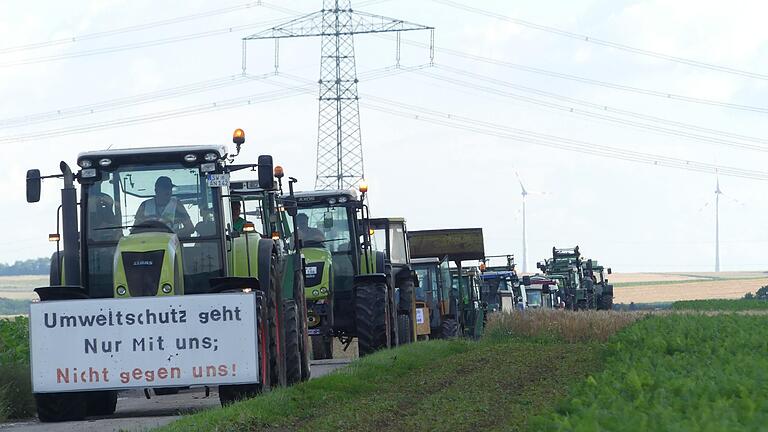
xmin=0 ymin=359 xmax=351 ymax=432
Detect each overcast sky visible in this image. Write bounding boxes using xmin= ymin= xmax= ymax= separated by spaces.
xmin=1 ymin=0 xmax=768 ymax=272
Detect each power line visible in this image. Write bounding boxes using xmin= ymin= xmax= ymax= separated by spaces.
xmin=359 ymin=95 xmax=768 ymax=181
xmin=414 ymin=67 xmax=768 ymax=153
xmin=0 ymin=17 xmax=290 ymax=68
xmin=432 ymin=0 xmax=768 ymax=81
xmin=0 ymin=65 xmax=419 ymax=143
xmin=0 ymin=1 xmax=265 ymax=54
xmin=395 ymin=37 xmax=768 ymax=115
xmin=434 ymin=65 xmax=768 ymax=146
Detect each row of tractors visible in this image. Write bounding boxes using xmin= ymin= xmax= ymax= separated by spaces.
xmin=23 ymin=129 xmax=612 ymax=422
xmin=477 ymin=247 xmax=614 ymax=312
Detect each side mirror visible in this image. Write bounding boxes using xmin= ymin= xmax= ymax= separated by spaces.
xmin=283 ymin=198 xmax=298 ymax=217
xmin=26 ymin=169 xmax=41 ymax=203
xmin=521 ymin=275 xmax=531 ymax=286
xmin=607 ymin=268 xmax=612 ymax=275
xmin=323 ymin=211 xmax=334 ymax=229
xmin=258 ymin=155 xmax=275 ymax=190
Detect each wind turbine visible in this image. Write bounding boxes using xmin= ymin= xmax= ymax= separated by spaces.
xmin=515 ymin=172 xmax=547 ymax=274
xmin=516 ymin=172 xmax=529 ymax=274
xmin=715 ymin=176 xmax=722 ymax=272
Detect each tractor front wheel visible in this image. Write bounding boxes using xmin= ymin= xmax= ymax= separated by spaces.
xmin=439 ymin=318 xmax=459 ymax=339
xmin=311 ymin=336 xmax=333 ymax=360
xmin=397 ymin=314 xmax=412 ymax=345
xmin=284 ymin=300 xmax=302 ymax=385
xmin=35 ymin=393 xmax=87 ymax=422
xmin=599 ymin=294 xmax=614 ymax=311
xmin=355 ymin=281 xmax=389 ymax=357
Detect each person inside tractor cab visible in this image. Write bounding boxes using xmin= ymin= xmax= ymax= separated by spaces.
xmin=88 ymin=192 xmax=121 ymax=241
xmin=135 ymin=176 xmax=194 ymax=237
xmin=296 ymin=213 xmax=325 ymax=245
xmin=231 ymin=201 xmax=247 ymax=233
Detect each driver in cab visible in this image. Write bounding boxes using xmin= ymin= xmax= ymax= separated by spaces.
xmin=135 ymin=176 xmax=194 ymax=236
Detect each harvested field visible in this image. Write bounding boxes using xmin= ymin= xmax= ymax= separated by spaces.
xmin=615 ymin=278 xmax=768 ymax=303
xmin=0 ymin=276 xmax=44 ymax=301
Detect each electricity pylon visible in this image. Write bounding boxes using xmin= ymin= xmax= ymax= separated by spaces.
xmin=244 ymin=1 xmax=433 ymax=190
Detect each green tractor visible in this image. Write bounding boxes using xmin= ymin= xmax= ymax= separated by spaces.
xmin=408 ymin=228 xmax=486 ymax=339
xmin=536 ymin=246 xmax=613 ymax=310
xmin=294 ymin=188 xmax=416 ymax=358
xmin=25 ymin=129 xmax=307 ymax=421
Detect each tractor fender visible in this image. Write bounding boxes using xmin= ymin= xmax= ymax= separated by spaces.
xmin=354 ymin=273 xmax=388 ymax=287
xmin=257 ymin=239 xmax=279 ymax=298
xmin=35 ymin=286 xmax=89 ymax=301
xmin=603 ymin=284 xmax=614 ymax=296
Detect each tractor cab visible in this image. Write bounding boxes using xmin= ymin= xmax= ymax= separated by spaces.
xmin=519 ymin=275 xmax=559 ymax=309
xmin=369 ymin=217 xmax=418 ymax=344
xmin=412 ymin=256 xmax=455 ymax=338
xmin=408 ymin=228 xmax=486 ymax=339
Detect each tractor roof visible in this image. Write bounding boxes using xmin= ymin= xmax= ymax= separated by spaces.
xmin=79 ymin=145 xmax=227 ymax=160
xmin=294 ymin=189 xmax=360 ymax=205
xmin=411 ymin=257 xmax=442 ymax=265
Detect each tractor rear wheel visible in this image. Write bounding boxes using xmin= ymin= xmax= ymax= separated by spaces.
xmin=599 ymin=294 xmax=614 ymax=311
xmin=397 ymin=314 xmax=412 ymax=345
xmin=36 ymin=393 xmax=87 ymax=422
xmin=85 ymin=391 xmax=117 ymax=416
xmin=219 ymin=293 xmax=268 ymax=405
xmin=284 ymin=300 xmax=302 ymax=385
xmin=311 ymin=336 xmax=332 ymax=360
xmin=355 ymin=281 xmax=389 ymax=357
xmin=439 ymin=318 xmax=459 ymax=339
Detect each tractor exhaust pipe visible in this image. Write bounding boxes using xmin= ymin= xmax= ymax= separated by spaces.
xmin=60 ymin=162 xmax=81 ymax=287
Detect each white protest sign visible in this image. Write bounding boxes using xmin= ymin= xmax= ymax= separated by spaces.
xmin=30 ymin=292 xmax=258 ymax=393
xmin=415 ymin=308 xmax=425 ymax=325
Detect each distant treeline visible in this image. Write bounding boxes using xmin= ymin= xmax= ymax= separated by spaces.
xmin=0 ymin=258 xmax=49 ymax=276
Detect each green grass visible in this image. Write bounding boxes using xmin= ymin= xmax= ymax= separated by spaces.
xmin=0 ymin=316 xmax=34 ymax=420
xmin=672 ymin=299 xmax=768 ymax=311
xmin=159 ymin=335 xmax=603 ymax=431
xmin=534 ymin=314 xmax=768 ymax=431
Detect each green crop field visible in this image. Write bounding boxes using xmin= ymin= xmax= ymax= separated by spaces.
xmin=672 ymin=299 xmax=768 ymax=311
xmin=0 ymin=316 xmax=34 ymax=421
xmin=534 ymin=314 xmax=768 ymax=431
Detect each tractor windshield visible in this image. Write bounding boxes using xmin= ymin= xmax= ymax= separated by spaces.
xmin=296 ymin=205 xmax=352 ymax=252
xmin=84 ymin=163 xmax=224 ymax=297
xmin=526 ymin=289 xmax=543 ymax=307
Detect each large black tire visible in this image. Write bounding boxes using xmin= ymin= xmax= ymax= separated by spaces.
xmin=599 ymin=294 xmax=614 ymax=311
xmin=397 ymin=314 xmax=412 ymax=345
xmin=284 ymin=300 xmax=302 ymax=386
xmin=355 ymin=282 xmax=389 ymax=357
xmin=439 ymin=318 xmax=459 ymax=339
xmin=294 ymin=267 xmax=311 ymax=382
xmin=36 ymin=393 xmax=87 ymax=422
xmin=219 ymin=293 xmax=268 ymax=405
xmin=266 ymin=256 xmax=280 ymax=387
xmin=311 ymin=335 xmax=332 ymax=360
xmin=86 ymin=391 xmax=118 ymax=416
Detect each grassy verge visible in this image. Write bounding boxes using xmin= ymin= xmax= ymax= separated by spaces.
xmin=534 ymin=313 xmax=768 ymax=431
xmin=672 ymin=299 xmax=768 ymax=311
xmin=0 ymin=316 xmax=34 ymax=421
xmin=160 ymin=310 xmax=642 ymax=432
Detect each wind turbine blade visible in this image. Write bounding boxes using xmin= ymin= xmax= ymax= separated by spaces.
xmin=514 ymin=171 xmax=527 ymax=195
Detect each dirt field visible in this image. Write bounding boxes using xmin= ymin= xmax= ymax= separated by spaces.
xmin=0 ymin=276 xmax=45 ymax=300
xmin=611 ymin=272 xmax=768 ymax=303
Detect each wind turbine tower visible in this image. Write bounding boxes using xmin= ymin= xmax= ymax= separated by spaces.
xmin=516 ymin=173 xmax=529 ymax=274
xmin=715 ymin=176 xmax=722 ymax=272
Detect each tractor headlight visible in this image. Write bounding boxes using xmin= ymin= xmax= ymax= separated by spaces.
xmin=184 ymin=154 xmax=198 ymax=162
xmin=320 ymin=287 xmax=328 ymax=294
xmin=200 ymin=162 xmax=216 ymax=173
xmin=328 ymin=198 xmax=337 ymax=205
xmin=98 ymin=158 xmax=112 ymax=167
xmin=161 ymin=284 xmax=173 ymax=294
xmin=338 ymin=196 xmax=348 ymax=203
xmin=312 ymin=289 xmax=320 ymax=296
xmin=81 ymin=168 xmax=97 ymax=178
xmin=116 ymin=286 xmax=127 ymax=296
xmin=204 ymin=153 xmax=218 ymax=162
xmin=78 ymin=159 xmax=93 ymax=168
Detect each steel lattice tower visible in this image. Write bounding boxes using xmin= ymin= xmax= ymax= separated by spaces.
xmin=244 ymin=1 xmax=432 ymax=190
